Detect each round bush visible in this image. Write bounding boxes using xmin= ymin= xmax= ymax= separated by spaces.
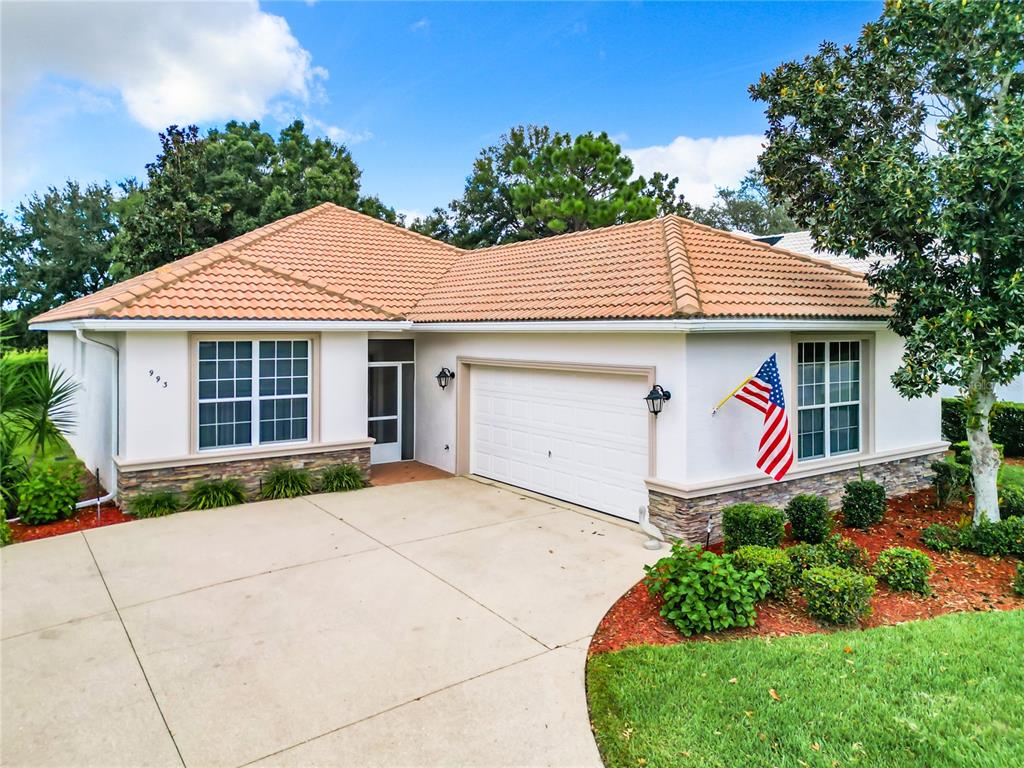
xmin=1000 ymin=485 xmax=1024 ymax=520
xmin=841 ymin=479 xmax=887 ymax=530
xmin=785 ymin=535 xmax=869 ymax=573
xmin=16 ymin=462 xmax=82 ymax=525
xmin=731 ymin=545 xmax=795 ymax=601
xmin=873 ymin=547 xmax=934 ymax=595
xmin=785 ymin=494 xmax=832 ymax=544
xmin=721 ymin=503 xmax=785 ymax=552
xmin=644 ymin=543 xmax=769 ymax=636
xmin=920 ymin=523 xmax=959 ymax=553
xmin=959 ymin=517 xmax=1024 ymax=558
xmin=801 ymin=566 xmax=876 ymax=625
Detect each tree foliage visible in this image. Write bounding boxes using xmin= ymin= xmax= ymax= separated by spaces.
xmin=689 ymin=170 xmax=796 ymax=235
xmin=410 ymin=125 xmax=691 ymax=248
xmin=116 ymin=120 xmax=396 ymax=275
xmin=751 ymin=0 xmax=1024 ymax=521
xmin=1 ymin=181 xmax=125 ymax=346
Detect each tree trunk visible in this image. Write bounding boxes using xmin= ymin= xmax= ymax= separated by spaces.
xmin=965 ymin=369 xmax=1001 ymax=523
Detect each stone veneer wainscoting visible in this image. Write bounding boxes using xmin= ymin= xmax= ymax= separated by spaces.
xmin=117 ymin=446 xmax=371 ymax=504
xmin=648 ymin=452 xmax=944 ymax=545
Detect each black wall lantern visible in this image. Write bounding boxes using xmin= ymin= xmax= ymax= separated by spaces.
xmin=644 ymin=384 xmax=671 ymax=416
xmin=436 ymin=367 xmax=456 ymax=390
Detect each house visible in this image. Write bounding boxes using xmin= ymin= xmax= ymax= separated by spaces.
xmin=754 ymin=231 xmax=1024 ymax=403
xmin=30 ymin=205 xmax=946 ymax=543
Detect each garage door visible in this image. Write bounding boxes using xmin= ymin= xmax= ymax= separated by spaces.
xmin=470 ymin=366 xmax=649 ymax=522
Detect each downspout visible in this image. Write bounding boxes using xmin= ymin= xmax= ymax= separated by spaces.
xmin=74 ymin=329 xmax=118 ymax=508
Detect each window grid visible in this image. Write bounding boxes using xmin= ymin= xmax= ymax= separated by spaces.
xmin=197 ymin=339 xmax=310 ymax=451
xmin=796 ymin=341 xmax=862 ymax=461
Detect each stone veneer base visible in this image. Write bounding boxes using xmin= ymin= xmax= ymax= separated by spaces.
xmin=117 ymin=446 xmax=371 ymax=504
xmin=648 ymin=452 xmax=944 ymax=545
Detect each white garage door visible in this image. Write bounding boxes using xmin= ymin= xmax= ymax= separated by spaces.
xmin=470 ymin=366 xmax=649 ymax=522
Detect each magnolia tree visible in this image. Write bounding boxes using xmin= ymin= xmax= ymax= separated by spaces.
xmin=751 ymin=0 xmax=1023 ymax=523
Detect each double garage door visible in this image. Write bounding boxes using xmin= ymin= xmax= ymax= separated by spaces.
xmin=470 ymin=365 xmax=649 ymax=522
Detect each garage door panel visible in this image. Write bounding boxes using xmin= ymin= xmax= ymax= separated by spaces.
xmin=470 ymin=366 xmax=648 ymax=522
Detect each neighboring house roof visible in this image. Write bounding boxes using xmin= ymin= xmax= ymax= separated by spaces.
xmin=32 ymin=203 xmax=887 ymax=325
xmin=752 ymin=230 xmax=894 ymax=274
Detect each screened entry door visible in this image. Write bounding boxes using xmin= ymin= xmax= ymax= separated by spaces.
xmin=368 ymin=364 xmax=401 ymax=463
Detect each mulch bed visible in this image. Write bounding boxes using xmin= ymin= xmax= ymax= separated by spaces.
xmin=590 ymin=487 xmax=1024 ymax=655
xmin=8 ymin=503 xmax=131 ymax=543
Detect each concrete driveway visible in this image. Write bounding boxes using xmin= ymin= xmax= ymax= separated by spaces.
xmin=1 ymin=477 xmax=659 ymax=768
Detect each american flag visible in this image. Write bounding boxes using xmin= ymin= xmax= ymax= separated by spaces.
xmin=732 ymin=354 xmax=795 ymax=481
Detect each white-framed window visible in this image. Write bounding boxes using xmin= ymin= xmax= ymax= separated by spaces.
xmin=197 ymin=339 xmax=310 ymax=451
xmin=796 ymin=340 xmax=861 ymax=461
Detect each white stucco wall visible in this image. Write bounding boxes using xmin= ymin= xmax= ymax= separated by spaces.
xmin=47 ymin=330 xmax=119 ymax=490
xmin=320 ymin=332 xmax=368 ymax=442
xmin=120 ymin=332 xmax=190 ymax=461
xmin=683 ymin=328 xmax=942 ymax=485
xmin=413 ymin=332 xmax=688 ymax=484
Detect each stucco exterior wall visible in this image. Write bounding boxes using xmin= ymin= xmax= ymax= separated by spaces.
xmin=120 ymin=332 xmax=191 ymax=462
xmin=412 ymin=332 xmax=687 ymax=483
xmin=47 ymin=330 xmax=118 ymax=490
xmin=320 ymin=332 xmax=369 ymax=443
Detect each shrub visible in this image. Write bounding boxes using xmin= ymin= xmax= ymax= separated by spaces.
xmin=959 ymin=517 xmax=1024 ymax=558
xmin=951 ymin=440 xmax=1004 ymax=467
xmin=318 ymin=463 xmax=365 ymax=493
xmin=785 ymin=494 xmax=832 ymax=544
xmin=873 ymin=547 xmax=934 ymax=595
xmin=1000 ymin=485 xmax=1024 ymax=519
xmin=0 ymin=515 xmax=12 ymax=547
xmin=261 ymin=466 xmax=312 ymax=500
xmin=644 ymin=543 xmax=769 ymax=635
xmin=931 ymin=458 xmax=970 ymax=508
xmin=1013 ymin=563 xmax=1024 ymax=597
xmin=942 ymin=397 xmax=1024 ymax=457
xmin=186 ymin=479 xmax=247 ymax=510
xmin=129 ymin=491 xmax=182 ymax=518
xmin=16 ymin=462 xmax=82 ymax=525
xmin=841 ymin=479 xmax=887 ymax=529
xmin=801 ymin=566 xmax=876 ymax=625
xmin=731 ymin=545 xmax=795 ymax=601
xmin=785 ymin=542 xmax=822 ymax=572
xmin=921 ymin=523 xmax=960 ymax=553
xmin=721 ymin=503 xmax=785 ymax=552
xmin=818 ymin=533 xmax=871 ymax=571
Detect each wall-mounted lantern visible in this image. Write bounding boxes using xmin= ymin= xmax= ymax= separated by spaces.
xmin=644 ymin=384 xmax=671 ymax=416
xmin=436 ymin=367 xmax=456 ymax=390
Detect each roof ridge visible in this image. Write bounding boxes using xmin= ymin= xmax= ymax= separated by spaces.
xmin=674 ymin=216 xmax=870 ymax=281
xmin=662 ymin=216 xmax=701 ymax=316
xmin=88 ymin=204 xmax=335 ymax=318
xmin=232 ymin=253 xmax=402 ymax=319
xmin=317 ymin=202 xmax=467 ymax=254
xmin=474 ymin=216 xmax=661 ymax=254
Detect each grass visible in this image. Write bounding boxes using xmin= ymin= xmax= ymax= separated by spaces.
xmin=587 ymin=610 xmax=1023 ymax=768
xmin=999 ymin=461 xmax=1024 ymax=490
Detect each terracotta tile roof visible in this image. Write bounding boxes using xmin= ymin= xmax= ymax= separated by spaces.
xmin=32 ymin=204 xmax=885 ymax=325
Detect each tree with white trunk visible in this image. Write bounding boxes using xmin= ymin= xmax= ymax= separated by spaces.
xmin=750 ymin=0 xmax=1023 ymax=523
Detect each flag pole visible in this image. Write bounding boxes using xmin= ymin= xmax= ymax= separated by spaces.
xmin=711 ymin=375 xmax=753 ymax=416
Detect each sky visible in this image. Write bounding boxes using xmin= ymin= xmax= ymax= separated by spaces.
xmin=1 ymin=0 xmax=880 ymax=220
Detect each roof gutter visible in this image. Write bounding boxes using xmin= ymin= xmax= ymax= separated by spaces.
xmin=75 ymin=328 xmax=119 ymax=506
xmin=29 ymin=317 xmax=890 ymax=334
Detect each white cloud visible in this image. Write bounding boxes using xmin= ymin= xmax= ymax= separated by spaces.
xmin=397 ymin=208 xmax=427 ymax=224
xmin=302 ymin=115 xmax=373 ymax=146
xmin=625 ymin=135 xmax=764 ymax=207
xmin=409 ymin=18 xmax=430 ymax=32
xmin=2 ymin=0 xmax=326 ymax=131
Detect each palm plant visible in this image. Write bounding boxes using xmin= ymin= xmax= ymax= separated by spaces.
xmin=8 ymin=366 xmax=80 ymax=458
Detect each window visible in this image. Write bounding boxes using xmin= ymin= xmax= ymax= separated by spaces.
xmin=197 ymin=339 xmax=309 ymax=451
xmin=796 ymin=340 xmax=862 ymax=461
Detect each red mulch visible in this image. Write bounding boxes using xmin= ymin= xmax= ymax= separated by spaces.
xmin=590 ymin=487 xmax=1023 ymax=655
xmin=9 ymin=503 xmax=131 ymax=543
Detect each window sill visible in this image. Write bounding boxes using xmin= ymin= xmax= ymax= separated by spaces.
xmin=115 ymin=438 xmax=375 ymax=472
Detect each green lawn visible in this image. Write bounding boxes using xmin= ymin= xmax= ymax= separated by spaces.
xmin=1000 ymin=461 xmax=1024 ymax=490
xmin=587 ymin=610 xmax=1023 ymax=768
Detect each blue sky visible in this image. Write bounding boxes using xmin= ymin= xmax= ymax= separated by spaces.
xmin=2 ymin=1 xmax=879 ymax=219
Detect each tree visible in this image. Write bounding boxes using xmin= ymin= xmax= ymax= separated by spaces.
xmin=689 ymin=170 xmax=796 ymax=235
xmin=117 ymin=120 xmax=397 ymax=275
xmin=410 ymin=125 xmax=691 ymax=248
xmin=1 ymin=181 xmax=121 ymax=346
xmin=750 ymin=0 xmax=1024 ymax=522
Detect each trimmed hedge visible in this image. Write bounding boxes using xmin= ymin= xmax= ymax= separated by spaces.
xmin=721 ymin=503 xmax=785 ymax=552
xmin=873 ymin=547 xmax=934 ymax=595
xmin=942 ymin=398 xmax=1024 ymax=457
xmin=731 ymin=545 xmax=795 ymax=601
xmin=801 ymin=566 xmax=876 ymax=625
xmin=841 ymin=479 xmax=886 ymax=530
xmin=785 ymin=494 xmax=832 ymax=544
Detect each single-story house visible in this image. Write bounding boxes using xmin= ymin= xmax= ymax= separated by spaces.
xmin=30 ymin=204 xmax=945 ymax=542
xmin=754 ymin=230 xmax=1024 ymax=403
